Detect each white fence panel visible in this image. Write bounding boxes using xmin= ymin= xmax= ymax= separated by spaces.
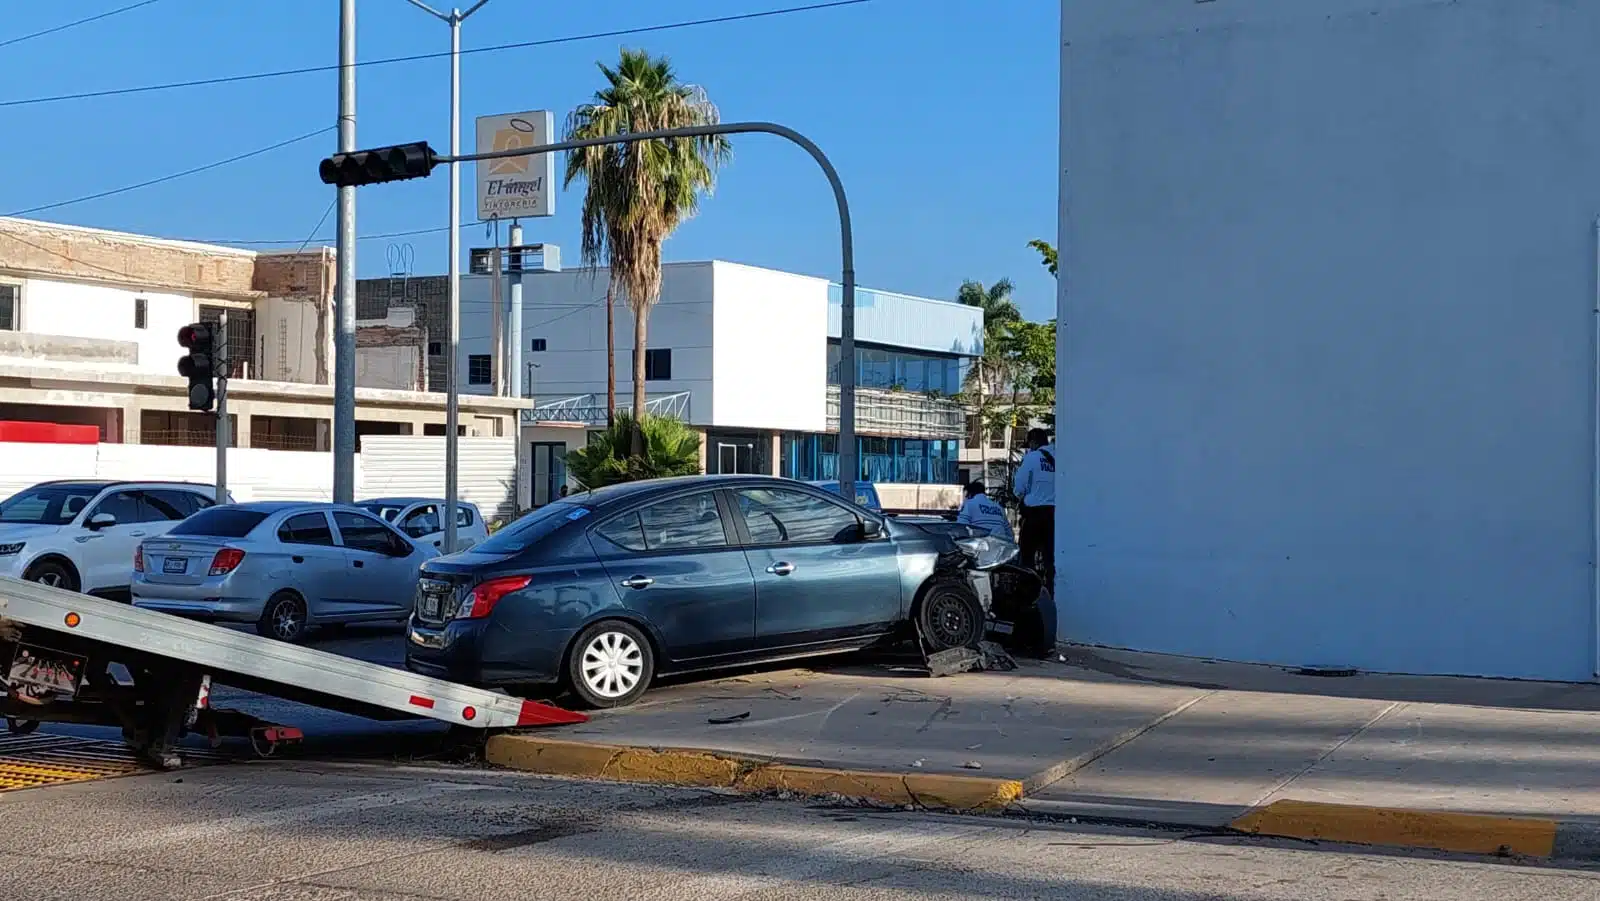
xmin=0 ymin=443 xmax=100 ymax=498
xmin=90 ymin=443 xmax=340 ymax=502
xmin=358 ymin=436 xmax=518 ymax=521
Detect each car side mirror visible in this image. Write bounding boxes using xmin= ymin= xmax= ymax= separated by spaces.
xmin=860 ymin=518 xmax=884 ymax=540
xmin=87 ymin=512 xmax=116 ymax=530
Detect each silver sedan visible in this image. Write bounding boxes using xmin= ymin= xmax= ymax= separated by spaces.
xmin=132 ymin=501 xmax=439 ymax=643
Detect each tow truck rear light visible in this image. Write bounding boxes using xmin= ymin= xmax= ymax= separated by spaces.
xmin=457 ymin=575 xmax=531 ymax=619
xmin=209 ymin=548 xmax=246 ymax=576
xmin=133 ymin=546 xmax=144 ymax=572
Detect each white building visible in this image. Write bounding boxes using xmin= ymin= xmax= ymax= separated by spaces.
xmin=366 ymin=261 xmax=986 ymax=509
xmin=1060 ymin=0 xmax=1600 ymax=682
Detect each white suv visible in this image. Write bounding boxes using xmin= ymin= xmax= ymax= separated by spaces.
xmin=0 ymin=480 xmax=228 ymax=600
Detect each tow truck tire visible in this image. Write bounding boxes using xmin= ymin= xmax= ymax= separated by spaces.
xmin=564 ymin=620 xmax=655 ymax=709
xmin=256 ymin=591 xmax=309 ymax=643
xmin=24 ymin=559 xmax=78 ymax=593
xmin=916 ymin=578 xmax=985 ymax=652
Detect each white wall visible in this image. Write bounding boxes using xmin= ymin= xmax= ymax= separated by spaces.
xmin=13 ymin=276 xmax=193 ymax=373
xmin=711 ymin=262 xmax=827 ymax=432
xmin=460 ymin=264 xmax=718 ymax=424
xmin=256 ymin=296 xmax=322 ymax=383
xmin=356 ymin=345 xmax=419 ymax=391
xmin=1061 ymin=0 xmax=1600 ymax=681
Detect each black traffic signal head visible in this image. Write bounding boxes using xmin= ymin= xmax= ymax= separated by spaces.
xmin=177 ymin=322 xmax=216 ymax=412
xmin=319 ymin=142 xmax=440 ymax=187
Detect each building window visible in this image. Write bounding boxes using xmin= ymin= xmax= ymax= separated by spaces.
xmin=645 ymin=348 xmax=672 ymax=381
xmin=428 ymin=341 xmax=442 ymax=355
xmin=530 ymin=338 xmax=547 ymax=352
xmin=0 ymin=283 xmax=18 ymax=331
xmin=198 ymin=304 xmax=255 ymax=379
xmin=468 ymin=354 xmax=492 ymax=385
xmin=134 ymin=297 xmax=148 ymax=329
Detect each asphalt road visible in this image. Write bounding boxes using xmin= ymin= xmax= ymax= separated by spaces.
xmin=5 ymin=760 xmax=1598 ymax=901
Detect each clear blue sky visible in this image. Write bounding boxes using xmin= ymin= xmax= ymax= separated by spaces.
xmin=1 ymin=0 xmax=1058 ymax=320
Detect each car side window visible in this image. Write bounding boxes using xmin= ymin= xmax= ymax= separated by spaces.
xmin=400 ymin=505 xmax=441 ymax=537
xmin=594 ymin=512 xmax=648 ymax=552
xmin=144 ymin=489 xmax=197 ymax=521
xmin=333 ymin=511 xmax=405 ymax=555
xmin=736 ymin=489 xmax=860 ymax=545
xmin=635 ymin=492 xmax=728 ymax=552
xmin=278 ymin=512 xmax=335 ymax=546
xmin=91 ymin=490 xmax=152 ymax=525
xmin=456 ymin=505 xmax=476 ymax=528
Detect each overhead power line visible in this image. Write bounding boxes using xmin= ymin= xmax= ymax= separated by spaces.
xmin=0 ymin=0 xmax=875 ymax=110
xmin=0 ymin=0 xmax=166 ymax=50
xmin=5 ymin=126 xmax=335 ymax=217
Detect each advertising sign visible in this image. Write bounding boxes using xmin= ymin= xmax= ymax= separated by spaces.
xmin=475 ymin=110 xmax=555 ymax=220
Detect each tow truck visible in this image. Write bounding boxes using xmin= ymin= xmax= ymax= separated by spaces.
xmin=0 ymin=575 xmax=585 ymax=768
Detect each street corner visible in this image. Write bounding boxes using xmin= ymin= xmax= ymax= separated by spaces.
xmin=1229 ymin=799 xmax=1569 ymax=860
xmin=483 ymin=733 xmax=1026 ymax=814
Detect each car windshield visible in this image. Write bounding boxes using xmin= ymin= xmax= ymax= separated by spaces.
xmin=472 ymin=503 xmax=585 ymax=554
xmin=0 ymin=484 xmax=103 ymax=525
xmin=170 ymin=507 xmax=269 ymax=538
xmin=357 ymin=503 xmax=406 ymax=522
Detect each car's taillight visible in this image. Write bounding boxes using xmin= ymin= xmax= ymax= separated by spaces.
xmin=209 ymin=548 xmax=246 ymax=576
xmin=457 ymin=575 xmax=530 ymax=620
xmin=133 ymin=545 xmax=144 ymax=573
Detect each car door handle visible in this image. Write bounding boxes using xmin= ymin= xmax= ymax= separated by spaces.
xmin=766 ymin=562 xmax=796 ymax=576
xmin=129 ymin=531 xmax=147 ymax=538
xmin=620 ymin=576 xmax=653 ymax=590
xmin=353 ymin=559 xmax=365 ymax=568
xmin=292 ymin=556 xmax=304 ymax=564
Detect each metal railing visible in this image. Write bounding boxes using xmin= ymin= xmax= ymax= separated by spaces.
xmin=521 ymin=391 xmax=692 ymax=426
xmin=826 ymin=386 xmax=966 ymax=440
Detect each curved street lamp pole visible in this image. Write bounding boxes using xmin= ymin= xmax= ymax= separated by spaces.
xmin=439 ymin=121 xmax=861 ymax=505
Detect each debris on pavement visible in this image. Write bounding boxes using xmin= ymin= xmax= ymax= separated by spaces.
xmin=923 ymin=641 xmax=1018 ymax=677
xmin=960 ymin=760 xmax=984 ymax=770
xmin=707 ymin=711 xmax=751 ymax=725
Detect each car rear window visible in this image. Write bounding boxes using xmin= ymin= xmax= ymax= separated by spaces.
xmin=170 ymin=507 xmax=269 ymax=538
xmin=473 ymin=503 xmax=584 ymax=554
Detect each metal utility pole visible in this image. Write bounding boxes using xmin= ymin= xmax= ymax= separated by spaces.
xmin=215 ymin=311 xmax=230 ymax=505
xmin=508 ymin=221 xmax=524 ymax=397
xmin=403 ymin=0 xmax=493 ymax=553
xmin=332 ymin=0 xmax=358 ymax=503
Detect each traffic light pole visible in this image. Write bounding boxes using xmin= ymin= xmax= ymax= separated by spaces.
xmin=215 ymin=310 xmax=230 ymax=506
xmin=431 ymin=122 xmax=861 ymax=501
xmin=332 ymin=0 xmax=358 ymax=504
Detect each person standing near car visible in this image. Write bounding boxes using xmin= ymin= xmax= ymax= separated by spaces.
xmin=1012 ymin=428 xmax=1056 ymax=577
xmin=956 ymin=481 xmax=1014 ymax=541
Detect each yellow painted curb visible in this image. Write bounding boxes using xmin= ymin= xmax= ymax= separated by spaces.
xmin=1231 ymin=800 xmax=1560 ymax=857
xmin=485 ymin=735 xmax=1023 ymax=813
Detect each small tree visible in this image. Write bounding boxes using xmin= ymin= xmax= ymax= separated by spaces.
xmin=566 ymin=412 xmax=701 ymax=490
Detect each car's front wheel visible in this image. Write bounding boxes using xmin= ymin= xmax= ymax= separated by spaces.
xmin=916 ymin=578 xmax=985 ymax=652
xmin=565 ymin=620 xmax=655 ymax=709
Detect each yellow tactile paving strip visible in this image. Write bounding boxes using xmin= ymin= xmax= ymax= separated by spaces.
xmin=0 ymin=732 xmax=228 ymax=792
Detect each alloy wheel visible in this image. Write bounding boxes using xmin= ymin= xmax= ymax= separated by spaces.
xmin=579 ymin=631 xmax=644 ymax=699
xmin=270 ymin=598 xmax=305 ymax=640
xmin=32 ymin=572 xmax=63 ymax=588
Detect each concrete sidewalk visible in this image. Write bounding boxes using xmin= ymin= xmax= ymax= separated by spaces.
xmin=486 ymin=646 xmax=1600 ymax=861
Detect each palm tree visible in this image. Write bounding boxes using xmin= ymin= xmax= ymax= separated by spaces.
xmin=565 ymin=48 xmax=731 ymax=440
xmin=565 ymin=412 xmax=702 ymax=489
xmin=958 ymin=278 xmax=1021 ymax=396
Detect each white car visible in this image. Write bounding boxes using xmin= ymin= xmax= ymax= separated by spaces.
xmin=0 ymin=480 xmax=228 ymax=600
xmin=355 ymin=497 xmax=489 ymax=551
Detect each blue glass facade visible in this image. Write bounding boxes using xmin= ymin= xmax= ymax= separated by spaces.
xmin=780 ymin=433 xmax=960 ymax=485
xmin=827 ymin=341 xmax=963 ymax=396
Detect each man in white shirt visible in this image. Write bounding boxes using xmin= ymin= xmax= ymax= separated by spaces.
xmin=956 ymin=481 xmax=1014 ymax=541
xmin=1012 ymin=428 xmax=1056 ymax=578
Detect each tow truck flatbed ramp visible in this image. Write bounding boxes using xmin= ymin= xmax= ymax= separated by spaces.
xmin=0 ymin=574 xmax=585 ymax=754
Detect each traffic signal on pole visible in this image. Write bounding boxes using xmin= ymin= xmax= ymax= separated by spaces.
xmin=177 ymin=323 xmax=216 ymax=412
xmin=318 ymin=142 xmax=440 ymax=187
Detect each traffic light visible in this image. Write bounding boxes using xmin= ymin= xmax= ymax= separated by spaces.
xmin=318 ymin=141 xmax=440 ymax=187
xmin=177 ymin=323 xmax=216 ymax=412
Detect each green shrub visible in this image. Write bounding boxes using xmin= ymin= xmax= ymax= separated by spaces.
xmin=565 ymin=413 xmax=701 ymax=490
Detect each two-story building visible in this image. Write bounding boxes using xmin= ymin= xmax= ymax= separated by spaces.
xmin=0 ymin=217 xmax=526 ymax=450
xmin=361 ymin=261 xmax=984 ymax=509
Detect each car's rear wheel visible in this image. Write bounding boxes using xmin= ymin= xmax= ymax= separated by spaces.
xmin=917 ymin=578 xmax=985 ymax=652
xmin=257 ymin=591 xmax=309 ymax=643
xmin=566 ymin=620 xmax=654 ymax=709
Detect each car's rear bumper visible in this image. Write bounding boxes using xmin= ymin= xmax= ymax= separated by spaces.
xmin=132 ymin=590 xmax=264 ymax=623
xmin=405 ymin=615 xmax=567 ymax=687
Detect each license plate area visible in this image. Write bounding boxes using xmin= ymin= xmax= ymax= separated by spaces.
xmin=6 ymin=643 xmax=86 ymax=703
xmin=162 ymin=556 xmax=188 ymax=574
xmin=416 ymin=579 xmax=451 ymax=621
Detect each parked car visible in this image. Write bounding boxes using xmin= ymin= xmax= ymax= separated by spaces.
xmin=356 ymin=497 xmax=489 ymax=550
xmin=404 ymin=475 xmax=996 ymax=709
xmin=132 ymin=502 xmax=439 ymax=642
xmin=807 ymin=480 xmax=883 ymax=512
xmin=0 ymin=480 xmax=227 ymax=600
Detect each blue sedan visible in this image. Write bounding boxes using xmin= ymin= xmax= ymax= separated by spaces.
xmin=404 ymin=475 xmax=987 ymax=707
